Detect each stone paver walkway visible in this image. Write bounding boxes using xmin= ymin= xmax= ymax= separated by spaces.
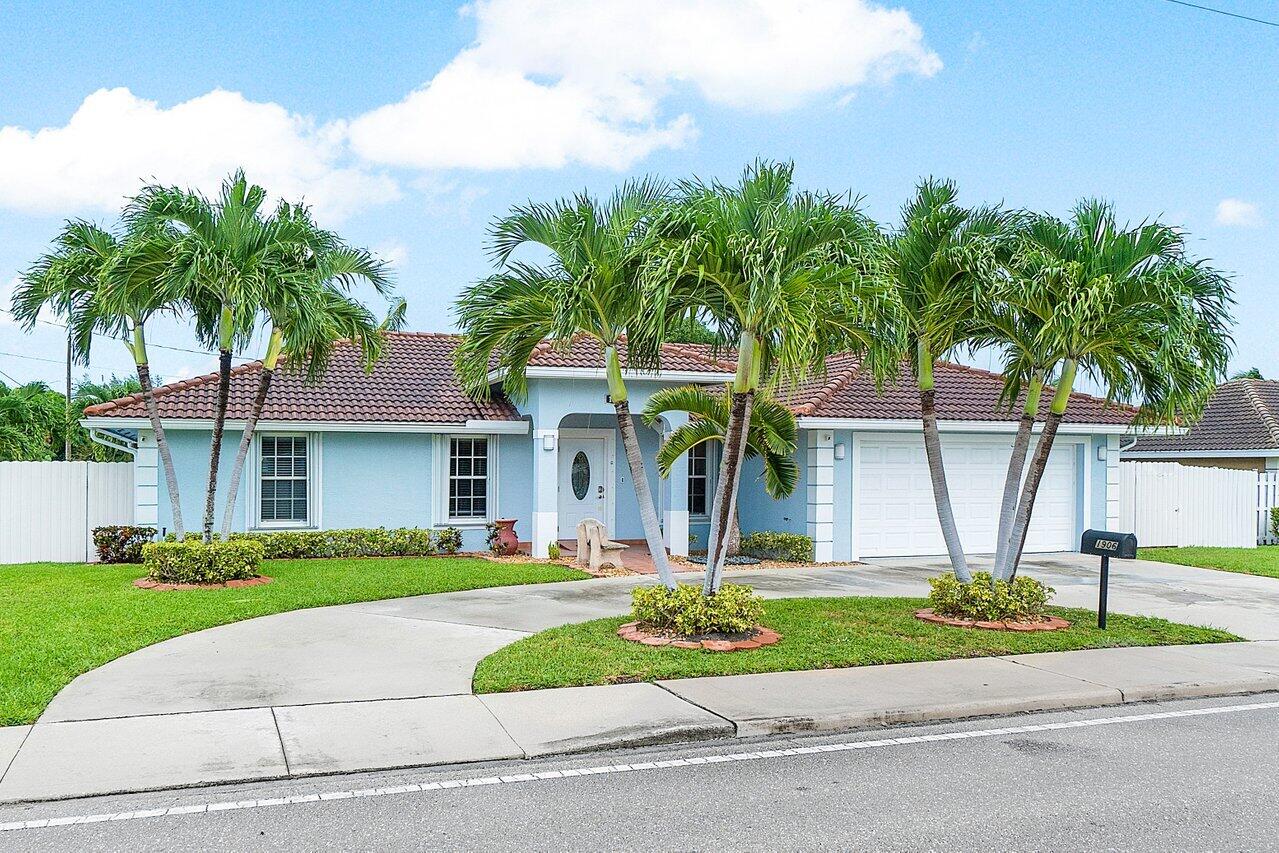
xmin=3 ymin=553 xmax=1278 ymax=802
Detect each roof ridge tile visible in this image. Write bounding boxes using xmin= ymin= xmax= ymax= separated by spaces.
xmin=1241 ymin=379 xmax=1279 ymax=446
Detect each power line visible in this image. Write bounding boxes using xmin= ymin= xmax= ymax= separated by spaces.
xmin=0 ymin=307 xmax=255 ymax=360
xmin=1162 ymin=0 xmax=1279 ymax=27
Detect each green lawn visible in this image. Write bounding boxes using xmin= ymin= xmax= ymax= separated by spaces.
xmin=1139 ymin=546 xmax=1279 ymax=580
xmin=0 ymin=557 xmax=588 ymax=726
xmin=473 ymin=596 xmax=1238 ymax=694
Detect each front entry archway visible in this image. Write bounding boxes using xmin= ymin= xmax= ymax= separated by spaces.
xmin=557 ymin=429 xmax=615 ymax=538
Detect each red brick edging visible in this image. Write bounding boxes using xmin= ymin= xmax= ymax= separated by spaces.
xmin=133 ymin=575 xmax=273 ymax=591
xmin=915 ymin=608 xmax=1070 ymax=632
xmin=616 ymin=622 xmax=782 ymax=651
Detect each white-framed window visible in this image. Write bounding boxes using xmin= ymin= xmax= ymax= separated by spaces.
xmin=688 ymin=442 xmax=711 ymax=518
xmin=447 ymin=436 xmax=490 ymax=523
xmin=257 ymin=434 xmax=312 ymax=527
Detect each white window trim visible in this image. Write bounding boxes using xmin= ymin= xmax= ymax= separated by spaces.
xmin=437 ymin=434 xmax=499 ymax=528
xmin=245 ymin=432 xmax=323 ymax=531
xmin=687 ymin=440 xmax=716 ymax=521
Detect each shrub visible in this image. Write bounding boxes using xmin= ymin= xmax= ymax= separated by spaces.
xmin=547 ymin=541 xmax=561 ymax=560
xmin=224 ymin=527 xmax=439 ymax=559
xmin=631 ymin=583 xmax=764 ymax=636
xmin=1271 ymin=506 xmax=1278 ymax=540
xmin=928 ymin=571 xmax=1054 ymax=622
xmin=142 ymin=539 xmax=265 ymax=585
xmin=437 ymin=527 xmax=463 ymax=555
xmin=484 ymin=522 xmax=500 ymax=554
xmin=92 ymin=525 xmax=156 ymax=563
xmin=740 ymin=531 xmax=813 ymax=563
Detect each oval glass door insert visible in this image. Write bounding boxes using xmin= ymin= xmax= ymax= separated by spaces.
xmin=571 ymin=451 xmax=590 ymax=500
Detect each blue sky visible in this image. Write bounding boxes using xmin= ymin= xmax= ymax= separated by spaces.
xmin=1 ymin=0 xmax=1275 ymax=390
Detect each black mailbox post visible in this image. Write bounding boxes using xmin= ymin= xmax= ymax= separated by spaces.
xmin=1080 ymin=530 xmax=1138 ymax=628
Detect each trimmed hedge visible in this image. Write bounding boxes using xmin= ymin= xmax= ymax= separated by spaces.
xmin=92 ymin=525 xmax=157 ymax=564
xmin=142 ymin=539 xmax=265 ymax=585
xmin=227 ymin=527 xmax=446 ymax=559
xmin=160 ymin=527 xmax=466 ymax=559
xmin=928 ymin=572 xmax=1054 ymax=622
xmin=632 ymin=583 xmax=764 ymax=635
xmin=740 ymin=531 xmax=813 ymax=563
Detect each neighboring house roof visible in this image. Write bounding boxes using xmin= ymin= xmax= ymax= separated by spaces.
xmin=83 ymin=331 xmax=1133 ymax=427
xmin=1129 ymin=379 xmax=1279 ymax=453
xmin=782 ymin=354 xmax=1134 ymax=425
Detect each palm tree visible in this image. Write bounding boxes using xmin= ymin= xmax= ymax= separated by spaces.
xmin=644 ymin=161 xmax=896 ymax=594
xmin=218 ymin=273 xmax=395 ymax=539
xmin=0 ymin=382 xmax=65 ymax=461
xmin=641 ymin=385 xmax=799 ymax=556
xmin=883 ymin=179 xmax=1014 ymax=584
xmin=454 ymin=179 xmax=681 ymax=589
xmin=73 ymin=375 xmax=144 ymax=410
xmin=993 ymin=202 xmax=1233 ymax=579
xmin=13 ymin=220 xmax=190 ymax=532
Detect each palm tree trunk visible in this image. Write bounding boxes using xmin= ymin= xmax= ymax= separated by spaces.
xmin=603 ymin=345 xmax=676 ymax=589
xmin=614 ymin=401 xmax=678 ymax=589
xmin=993 ymin=374 xmax=1045 ymax=579
xmin=219 ymin=368 xmax=273 ymax=539
xmin=918 ymin=347 xmax=972 ymax=583
xmin=706 ymin=390 xmax=753 ymax=593
xmin=202 ymin=349 xmax=233 ymax=543
xmin=1006 ymin=359 xmax=1076 ymax=579
xmin=726 ymin=507 xmax=741 ymax=557
xmin=136 ymin=361 xmax=184 ymax=539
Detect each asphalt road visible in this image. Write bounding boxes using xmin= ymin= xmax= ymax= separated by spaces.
xmin=3 ymin=693 xmax=1277 ymax=852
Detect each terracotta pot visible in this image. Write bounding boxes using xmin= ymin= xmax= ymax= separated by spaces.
xmin=493 ymin=519 xmax=519 ymax=556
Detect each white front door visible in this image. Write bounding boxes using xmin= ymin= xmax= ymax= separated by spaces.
xmin=558 ymin=434 xmax=611 ymax=539
xmin=855 ymin=434 xmax=1079 ymax=558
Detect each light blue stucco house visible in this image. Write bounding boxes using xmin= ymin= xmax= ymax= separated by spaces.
xmin=82 ymin=332 xmax=1133 ymax=561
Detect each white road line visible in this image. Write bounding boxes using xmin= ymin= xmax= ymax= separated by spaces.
xmin=4 ymin=698 xmax=1278 ymax=834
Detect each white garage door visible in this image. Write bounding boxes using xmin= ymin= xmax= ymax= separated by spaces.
xmin=855 ymin=435 xmax=1078 ymax=558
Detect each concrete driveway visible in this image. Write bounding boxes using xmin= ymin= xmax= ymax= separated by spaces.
xmin=38 ymin=552 xmax=1279 ymax=724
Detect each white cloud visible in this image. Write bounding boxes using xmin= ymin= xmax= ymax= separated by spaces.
xmin=0 ymin=88 xmax=399 ymax=222
xmin=349 ymin=0 xmax=939 ymax=170
xmin=373 ymin=241 xmax=409 ymax=269
xmin=0 ymin=1 xmax=941 ymax=213
xmin=1215 ymin=198 xmax=1263 ymax=227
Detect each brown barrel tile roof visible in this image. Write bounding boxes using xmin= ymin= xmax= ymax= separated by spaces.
xmin=82 ymin=332 xmax=521 ymax=424
xmin=1130 ymin=379 xmax=1279 ymax=452
xmin=84 ymin=331 xmax=1134 ymax=427
xmin=782 ymin=354 xmax=1134 ymax=425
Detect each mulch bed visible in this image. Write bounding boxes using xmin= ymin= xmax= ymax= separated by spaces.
xmin=914 ymin=608 xmax=1070 ymax=632
xmin=133 ymin=575 xmax=273 ymax=591
xmin=616 ymin=621 xmax=783 ymax=651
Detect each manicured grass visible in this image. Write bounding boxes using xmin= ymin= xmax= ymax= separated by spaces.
xmin=0 ymin=557 xmax=587 ymax=726
xmin=1139 ymin=546 xmax=1279 ymax=580
xmin=472 ymin=596 xmax=1238 ymax=694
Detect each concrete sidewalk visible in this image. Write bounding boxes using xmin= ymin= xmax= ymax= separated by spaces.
xmin=2 ymin=641 xmax=1277 ymax=803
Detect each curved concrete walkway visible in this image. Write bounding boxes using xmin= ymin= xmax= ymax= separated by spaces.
xmin=3 ymin=554 xmax=1279 ymax=802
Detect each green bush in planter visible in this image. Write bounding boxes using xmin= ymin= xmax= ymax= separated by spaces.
xmin=739 ymin=531 xmax=813 ymax=563
xmin=142 ymin=539 xmax=265 ymax=585
xmin=928 ymin=571 xmax=1054 ymax=622
xmin=631 ymin=583 xmax=764 ymax=636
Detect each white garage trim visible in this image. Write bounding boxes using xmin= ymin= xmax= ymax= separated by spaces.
xmin=850 ymin=432 xmax=1087 ymax=560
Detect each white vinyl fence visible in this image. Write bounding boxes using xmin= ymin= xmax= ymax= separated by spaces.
xmin=0 ymin=461 xmax=134 ymax=564
xmin=1261 ymin=471 xmax=1279 ymax=546
xmin=1118 ymin=461 xmax=1256 ymax=549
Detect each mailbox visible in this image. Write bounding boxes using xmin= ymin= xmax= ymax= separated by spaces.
xmin=1080 ymin=529 xmax=1137 ymax=560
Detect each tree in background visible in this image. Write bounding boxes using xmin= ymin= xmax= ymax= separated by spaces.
xmin=455 ymin=180 xmax=681 ymax=588
xmin=1230 ymin=367 xmax=1264 ymax=380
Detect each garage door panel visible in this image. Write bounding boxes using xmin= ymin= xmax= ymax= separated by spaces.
xmin=856 ymin=436 xmax=1077 ymax=558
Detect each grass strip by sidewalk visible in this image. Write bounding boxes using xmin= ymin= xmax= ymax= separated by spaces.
xmin=473 ymin=596 xmax=1238 ymax=694
xmin=0 ymin=557 xmax=588 ymax=726
xmin=1139 ymin=546 xmax=1279 ymax=580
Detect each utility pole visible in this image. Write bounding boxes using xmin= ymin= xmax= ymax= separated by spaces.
xmin=65 ymin=330 xmax=72 ymax=460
